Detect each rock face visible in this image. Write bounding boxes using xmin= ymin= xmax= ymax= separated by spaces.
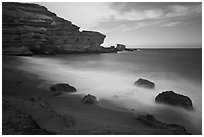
xmin=137 ymin=114 xmax=191 ymax=135
xmin=3 ymin=109 xmax=54 ymax=135
xmin=100 ymin=46 xmax=117 ymax=53
xmin=50 ymin=83 xmax=76 ymax=96
xmin=134 ymin=78 xmax=155 ymax=89
xmin=155 ymin=91 xmax=193 ymax=110
xmin=116 ymin=44 xmax=126 ymax=51
xmin=2 ymin=2 xmax=108 ymax=55
xmin=3 ymin=96 xmax=76 ymax=134
xmin=82 ymin=94 xmax=98 ymax=104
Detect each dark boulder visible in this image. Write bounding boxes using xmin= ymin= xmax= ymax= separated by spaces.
xmin=134 ymin=78 xmax=155 ymax=89
xmin=82 ymin=94 xmax=98 ymax=104
xmin=155 ymin=91 xmax=193 ymax=110
xmin=50 ymin=83 xmax=76 ymax=96
xmin=116 ymin=44 xmax=126 ymax=51
xmin=137 ymin=114 xmax=191 ymax=135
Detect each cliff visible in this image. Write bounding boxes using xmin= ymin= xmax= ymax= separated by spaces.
xmin=2 ymin=2 xmax=111 ymax=55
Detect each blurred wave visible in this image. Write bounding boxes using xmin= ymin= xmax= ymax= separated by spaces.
xmin=17 ymin=49 xmax=202 ymax=134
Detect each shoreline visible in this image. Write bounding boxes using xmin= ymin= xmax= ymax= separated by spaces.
xmin=2 ymin=60 xmax=145 ymax=134
xmin=2 ymin=48 xmax=201 ymax=57
xmin=2 ymin=55 xmax=199 ymax=135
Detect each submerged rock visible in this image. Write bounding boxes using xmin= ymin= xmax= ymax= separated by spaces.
xmin=155 ymin=91 xmax=193 ymax=110
xmin=137 ymin=114 xmax=191 ymax=135
xmin=82 ymin=94 xmax=98 ymax=104
xmin=134 ymin=78 xmax=155 ymax=89
xmin=50 ymin=83 xmax=76 ymax=96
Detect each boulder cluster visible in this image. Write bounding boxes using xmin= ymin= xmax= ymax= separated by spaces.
xmin=49 ymin=83 xmax=98 ymax=104
xmin=134 ymin=78 xmax=193 ymax=110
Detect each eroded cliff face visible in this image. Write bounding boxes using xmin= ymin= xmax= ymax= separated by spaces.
xmin=2 ymin=2 xmax=107 ymax=55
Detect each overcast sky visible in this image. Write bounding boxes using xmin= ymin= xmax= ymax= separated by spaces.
xmin=37 ymin=2 xmax=202 ymax=48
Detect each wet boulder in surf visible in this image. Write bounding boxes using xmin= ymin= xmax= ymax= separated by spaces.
xmin=134 ymin=78 xmax=155 ymax=89
xmin=136 ymin=114 xmax=191 ymax=135
xmin=50 ymin=83 xmax=76 ymax=96
xmin=155 ymin=91 xmax=193 ymax=110
xmin=82 ymin=94 xmax=98 ymax=104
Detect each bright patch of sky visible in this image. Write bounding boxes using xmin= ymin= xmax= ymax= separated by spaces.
xmin=37 ymin=2 xmax=202 ymax=48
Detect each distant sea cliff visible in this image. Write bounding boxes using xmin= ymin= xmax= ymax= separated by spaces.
xmin=2 ymin=2 xmax=117 ymax=55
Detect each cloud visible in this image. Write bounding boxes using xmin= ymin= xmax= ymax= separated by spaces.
xmin=93 ymin=3 xmax=201 ymax=32
xmin=112 ymin=9 xmax=163 ymax=21
xmin=39 ymin=2 xmax=117 ymax=30
xmin=161 ymin=22 xmax=186 ymax=27
xmin=97 ymin=3 xmax=200 ymax=32
xmin=122 ymin=21 xmax=162 ymax=31
xmin=64 ymin=3 xmax=117 ymax=30
xmin=111 ymin=4 xmax=201 ymax=21
xmin=165 ymin=4 xmax=202 ymax=18
xmin=39 ymin=2 xmax=201 ymax=32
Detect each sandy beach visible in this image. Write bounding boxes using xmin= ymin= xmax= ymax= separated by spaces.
xmin=2 ymin=55 xmax=193 ymax=135
xmin=2 ymin=2 xmax=202 ymax=135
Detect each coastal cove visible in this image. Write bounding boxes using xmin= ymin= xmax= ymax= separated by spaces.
xmin=2 ymin=2 xmax=202 ymax=135
xmin=3 ymin=49 xmax=202 ymax=134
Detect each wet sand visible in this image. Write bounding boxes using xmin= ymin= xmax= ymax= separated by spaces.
xmin=2 ymin=56 xmax=194 ymax=135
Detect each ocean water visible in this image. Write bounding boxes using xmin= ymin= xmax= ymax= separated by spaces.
xmin=16 ymin=49 xmax=202 ymax=134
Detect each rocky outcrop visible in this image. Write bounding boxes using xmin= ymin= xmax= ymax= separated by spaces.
xmin=3 ymin=109 xmax=55 ymax=135
xmin=50 ymin=83 xmax=76 ymax=96
xmin=100 ymin=46 xmax=117 ymax=53
xmin=116 ymin=44 xmax=126 ymax=51
xmin=134 ymin=78 xmax=155 ymax=89
xmin=82 ymin=94 xmax=98 ymax=104
xmin=3 ymin=96 xmax=76 ymax=134
xmin=155 ymin=91 xmax=193 ymax=110
xmin=137 ymin=114 xmax=191 ymax=135
xmin=2 ymin=2 xmax=109 ymax=55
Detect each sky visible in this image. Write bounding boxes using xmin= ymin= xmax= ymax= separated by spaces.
xmin=37 ymin=2 xmax=202 ymax=48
